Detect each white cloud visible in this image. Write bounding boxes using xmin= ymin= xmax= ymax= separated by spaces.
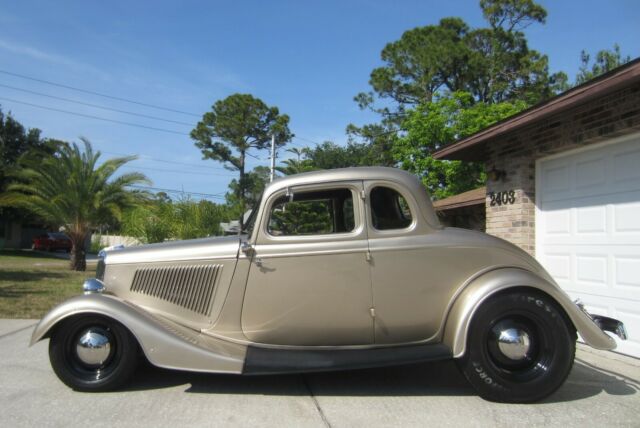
xmin=0 ymin=38 xmax=111 ymax=80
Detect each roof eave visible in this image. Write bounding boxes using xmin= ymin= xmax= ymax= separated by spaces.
xmin=433 ymin=58 xmax=640 ymax=161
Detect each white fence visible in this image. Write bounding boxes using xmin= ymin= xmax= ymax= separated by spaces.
xmin=92 ymin=234 xmax=141 ymax=249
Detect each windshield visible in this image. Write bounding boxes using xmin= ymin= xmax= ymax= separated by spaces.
xmin=241 ymin=195 xmax=262 ymax=236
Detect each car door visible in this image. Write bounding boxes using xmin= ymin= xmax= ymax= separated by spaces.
xmin=241 ymin=181 xmax=374 ymax=346
xmin=364 ymin=180 xmax=441 ymax=344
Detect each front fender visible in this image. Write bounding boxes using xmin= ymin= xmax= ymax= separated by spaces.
xmin=31 ymin=294 xmax=246 ymax=374
xmin=443 ymin=268 xmax=616 ymax=358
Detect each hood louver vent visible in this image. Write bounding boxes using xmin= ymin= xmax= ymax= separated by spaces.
xmin=130 ymin=264 xmax=222 ymax=315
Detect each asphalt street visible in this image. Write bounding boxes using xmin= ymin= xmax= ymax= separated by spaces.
xmin=1 ymin=319 xmax=638 ymax=427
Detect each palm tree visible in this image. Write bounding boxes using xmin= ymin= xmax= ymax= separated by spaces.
xmin=286 ymin=147 xmax=307 ymax=161
xmin=0 ymin=138 xmax=149 ymax=271
xmin=275 ymin=147 xmax=314 ymax=176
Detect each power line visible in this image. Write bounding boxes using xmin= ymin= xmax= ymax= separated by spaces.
xmin=0 ymin=70 xmax=386 ymax=163
xmin=0 ymin=69 xmax=200 ymax=117
xmin=120 ymin=165 xmax=234 ymax=177
xmin=293 ymin=136 xmax=323 ymax=146
xmin=0 ymin=96 xmax=189 ymax=136
xmin=128 ymin=185 xmax=226 ymax=200
xmin=101 ymin=150 xmax=230 ymax=171
xmin=0 ymin=83 xmax=195 ymax=126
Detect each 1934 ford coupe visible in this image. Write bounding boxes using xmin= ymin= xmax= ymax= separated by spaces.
xmin=31 ymin=167 xmax=627 ymax=402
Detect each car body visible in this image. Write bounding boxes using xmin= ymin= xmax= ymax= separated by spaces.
xmin=32 ymin=232 xmax=72 ymax=252
xmin=31 ymin=167 xmax=627 ymax=402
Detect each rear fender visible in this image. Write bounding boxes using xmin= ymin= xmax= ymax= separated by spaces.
xmin=30 ymin=294 xmax=245 ymax=373
xmin=443 ymin=268 xmax=616 ymax=358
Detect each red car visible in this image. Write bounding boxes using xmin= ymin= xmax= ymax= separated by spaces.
xmin=32 ymin=232 xmax=72 ymax=252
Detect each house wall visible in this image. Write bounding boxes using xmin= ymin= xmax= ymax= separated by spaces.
xmin=436 ymin=205 xmax=486 ymax=231
xmin=485 ymin=82 xmax=640 ymax=254
xmin=0 ymin=220 xmax=28 ymax=249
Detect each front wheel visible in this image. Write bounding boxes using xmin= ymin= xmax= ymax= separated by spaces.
xmin=49 ymin=315 xmax=138 ymax=392
xmin=457 ymin=290 xmax=576 ymax=403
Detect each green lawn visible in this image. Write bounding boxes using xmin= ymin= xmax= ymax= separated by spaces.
xmin=0 ymin=250 xmax=96 ymax=318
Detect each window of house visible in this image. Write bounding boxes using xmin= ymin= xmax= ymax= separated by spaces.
xmin=267 ymin=188 xmax=355 ymax=236
xmin=370 ymin=186 xmax=413 ymax=230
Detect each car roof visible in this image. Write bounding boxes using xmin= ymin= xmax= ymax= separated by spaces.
xmin=262 ymin=167 xmax=441 ymax=229
xmin=266 ymin=167 xmax=420 ymax=193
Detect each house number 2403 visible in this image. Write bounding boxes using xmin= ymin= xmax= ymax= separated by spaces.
xmin=489 ymin=190 xmax=516 ymax=206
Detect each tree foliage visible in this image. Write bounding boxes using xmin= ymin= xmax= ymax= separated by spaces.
xmin=576 ymin=44 xmax=631 ymax=85
xmin=358 ymin=0 xmax=561 ymax=112
xmin=350 ymin=0 xmax=570 ymax=198
xmin=225 ymin=165 xmax=271 ymax=215
xmin=120 ymin=199 xmax=175 ymax=244
xmin=395 ymin=91 xmax=528 ymax=199
xmin=0 ymin=108 xmax=64 ymax=222
xmin=121 ymin=197 xmax=232 ymax=244
xmin=0 ymin=139 xmax=149 ymax=270
xmin=190 ymin=94 xmax=292 ymax=226
xmin=480 ymin=0 xmax=547 ymax=31
xmin=269 ymin=200 xmax=332 ymax=235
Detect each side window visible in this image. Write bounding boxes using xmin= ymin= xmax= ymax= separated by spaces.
xmin=268 ymin=188 xmax=356 ymax=236
xmin=370 ymin=186 xmax=413 ymax=230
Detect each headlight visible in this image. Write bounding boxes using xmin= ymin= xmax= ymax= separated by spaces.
xmin=83 ymin=278 xmax=104 ymax=294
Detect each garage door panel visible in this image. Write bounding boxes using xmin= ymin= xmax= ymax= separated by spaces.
xmin=541 ymin=164 xmax=570 ymax=196
xmin=540 ymin=253 xmax=571 ymax=280
xmin=576 ymin=206 xmax=607 ymax=234
xmin=575 ymin=255 xmax=607 ymax=285
xmin=537 ymin=134 xmax=640 ymax=358
xmin=614 ymin=256 xmax=640 ymax=289
xmin=543 ymin=209 xmax=571 ymax=234
xmin=576 ymin=157 xmax=606 ymax=189
xmin=614 ymin=201 xmax=640 ymax=233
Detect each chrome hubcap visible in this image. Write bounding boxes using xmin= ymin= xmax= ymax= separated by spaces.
xmin=76 ymin=329 xmax=111 ymax=366
xmin=495 ymin=327 xmax=531 ymax=361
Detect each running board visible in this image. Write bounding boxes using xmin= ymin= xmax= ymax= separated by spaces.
xmin=243 ymin=343 xmax=452 ymax=375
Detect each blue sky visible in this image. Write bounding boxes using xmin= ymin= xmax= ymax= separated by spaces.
xmin=1 ymin=0 xmax=639 ymax=201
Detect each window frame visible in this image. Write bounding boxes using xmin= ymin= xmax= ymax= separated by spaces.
xmin=260 ymin=182 xmax=365 ymax=243
xmin=365 ymin=181 xmax=418 ymax=236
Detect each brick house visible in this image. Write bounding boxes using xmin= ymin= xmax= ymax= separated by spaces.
xmin=433 ymin=58 xmax=640 ymax=358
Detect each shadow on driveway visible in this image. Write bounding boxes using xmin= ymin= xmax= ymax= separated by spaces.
xmin=124 ymin=358 xmax=637 ymax=403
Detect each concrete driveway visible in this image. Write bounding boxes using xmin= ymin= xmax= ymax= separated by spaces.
xmin=1 ymin=319 xmax=638 ymax=427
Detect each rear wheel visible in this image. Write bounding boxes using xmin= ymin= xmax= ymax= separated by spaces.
xmin=456 ymin=290 xmax=576 ymax=403
xmin=49 ymin=315 xmax=138 ymax=392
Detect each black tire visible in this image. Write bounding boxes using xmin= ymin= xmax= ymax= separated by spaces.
xmin=456 ymin=289 xmax=576 ymax=403
xmin=49 ymin=315 xmax=138 ymax=392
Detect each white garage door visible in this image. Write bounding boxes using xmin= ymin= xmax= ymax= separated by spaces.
xmin=536 ymin=133 xmax=640 ymax=358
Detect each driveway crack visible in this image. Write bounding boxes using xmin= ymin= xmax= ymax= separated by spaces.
xmin=302 ymin=375 xmax=332 ymax=428
xmin=0 ymin=323 xmax=37 ymax=340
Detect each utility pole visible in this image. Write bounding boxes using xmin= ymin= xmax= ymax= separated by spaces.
xmin=270 ymin=134 xmax=276 ymax=182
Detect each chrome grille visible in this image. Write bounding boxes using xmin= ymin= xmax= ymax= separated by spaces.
xmin=96 ymin=258 xmax=105 ymax=281
xmin=130 ymin=265 xmax=222 ymax=315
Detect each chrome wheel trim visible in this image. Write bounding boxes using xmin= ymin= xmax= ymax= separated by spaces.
xmin=495 ymin=327 xmax=531 ymax=361
xmin=75 ymin=329 xmax=112 ymax=366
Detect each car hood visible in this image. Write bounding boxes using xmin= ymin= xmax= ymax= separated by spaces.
xmin=104 ymin=235 xmax=242 ymax=265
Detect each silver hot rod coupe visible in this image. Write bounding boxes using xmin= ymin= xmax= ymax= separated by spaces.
xmin=31 ymin=167 xmax=627 ymax=402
